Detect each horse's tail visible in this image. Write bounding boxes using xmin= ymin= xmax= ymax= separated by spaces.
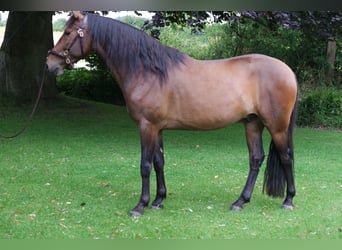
xmin=263 ymin=88 xmax=298 ymax=198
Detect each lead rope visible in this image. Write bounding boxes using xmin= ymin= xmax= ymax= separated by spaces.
xmin=0 ymin=67 xmax=46 ymax=139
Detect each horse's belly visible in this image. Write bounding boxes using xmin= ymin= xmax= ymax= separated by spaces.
xmin=165 ymin=99 xmax=248 ymax=130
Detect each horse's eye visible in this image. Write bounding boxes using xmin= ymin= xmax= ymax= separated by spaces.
xmin=64 ymin=31 xmax=71 ymax=36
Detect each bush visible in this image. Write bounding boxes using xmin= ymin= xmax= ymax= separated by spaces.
xmin=56 ymin=68 xmax=125 ymax=106
xmin=298 ymin=89 xmax=342 ymax=128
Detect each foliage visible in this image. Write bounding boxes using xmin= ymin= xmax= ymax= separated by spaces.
xmin=298 ymin=89 xmax=342 ymax=128
xmin=116 ymin=15 xmax=148 ymax=29
xmin=56 ymin=64 xmax=125 ymax=106
xmin=53 ymin=18 xmax=67 ymax=31
xmin=146 ymin=11 xmax=342 ymax=40
xmin=0 ymin=96 xmax=341 ymax=239
xmin=143 ymin=11 xmax=209 ymax=38
xmin=159 ymin=25 xmax=212 ymax=59
xmin=206 ymin=20 xmax=302 ymax=60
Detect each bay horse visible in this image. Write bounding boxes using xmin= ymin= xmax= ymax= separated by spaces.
xmin=47 ymin=11 xmax=298 ymax=217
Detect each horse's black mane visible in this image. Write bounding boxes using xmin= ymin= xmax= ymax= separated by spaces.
xmin=69 ymin=14 xmax=186 ymax=82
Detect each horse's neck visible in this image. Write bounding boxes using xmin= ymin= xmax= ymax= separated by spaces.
xmin=92 ymin=44 xmax=123 ymax=83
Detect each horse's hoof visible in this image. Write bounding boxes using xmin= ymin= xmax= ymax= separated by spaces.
xmin=129 ymin=210 xmax=143 ymax=217
xmin=281 ymin=204 xmax=294 ymax=210
xmin=150 ymin=203 xmax=164 ymax=209
xmin=230 ymin=204 xmax=243 ymax=211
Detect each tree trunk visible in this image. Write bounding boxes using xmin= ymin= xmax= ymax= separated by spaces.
xmin=0 ymin=11 xmax=57 ymax=103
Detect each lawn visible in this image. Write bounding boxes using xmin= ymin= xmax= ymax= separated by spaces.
xmin=0 ymin=95 xmax=341 ymax=239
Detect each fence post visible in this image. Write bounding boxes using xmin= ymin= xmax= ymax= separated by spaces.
xmin=326 ymin=37 xmax=336 ymax=82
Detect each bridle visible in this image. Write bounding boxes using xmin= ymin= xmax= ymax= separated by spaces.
xmin=47 ymin=14 xmax=88 ymax=67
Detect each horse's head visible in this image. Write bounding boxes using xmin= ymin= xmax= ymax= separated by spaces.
xmin=47 ymin=11 xmax=92 ymax=76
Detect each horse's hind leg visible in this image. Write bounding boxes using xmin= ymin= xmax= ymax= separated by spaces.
xmin=231 ymin=118 xmax=265 ymax=210
xmin=151 ymin=131 xmax=167 ymax=209
xmin=270 ymin=132 xmax=296 ymax=209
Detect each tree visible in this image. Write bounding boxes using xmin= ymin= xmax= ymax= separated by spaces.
xmin=0 ymin=11 xmax=57 ymax=103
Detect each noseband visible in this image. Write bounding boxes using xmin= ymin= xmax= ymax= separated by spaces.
xmin=48 ymin=15 xmax=88 ymax=67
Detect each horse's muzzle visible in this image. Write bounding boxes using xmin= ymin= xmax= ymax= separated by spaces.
xmin=46 ymin=62 xmax=64 ymax=76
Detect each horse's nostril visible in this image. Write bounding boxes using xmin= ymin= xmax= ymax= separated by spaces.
xmin=53 ymin=67 xmax=60 ymax=76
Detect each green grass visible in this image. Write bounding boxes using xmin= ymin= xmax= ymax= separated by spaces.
xmin=0 ymin=95 xmax=341 ymax=239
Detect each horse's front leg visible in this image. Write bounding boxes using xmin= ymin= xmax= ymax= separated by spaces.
xmin=130 ymin=123 xmax=158 ymax=217
xmin=151 ymin=131 xmax=167 ymax=209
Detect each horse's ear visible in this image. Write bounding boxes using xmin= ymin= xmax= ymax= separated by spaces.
xmin=72 ymin=11 xmax=84 ymax=20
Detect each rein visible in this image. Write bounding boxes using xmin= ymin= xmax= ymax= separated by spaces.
xmin=0 ymin=67 xmax=46 ymax=139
